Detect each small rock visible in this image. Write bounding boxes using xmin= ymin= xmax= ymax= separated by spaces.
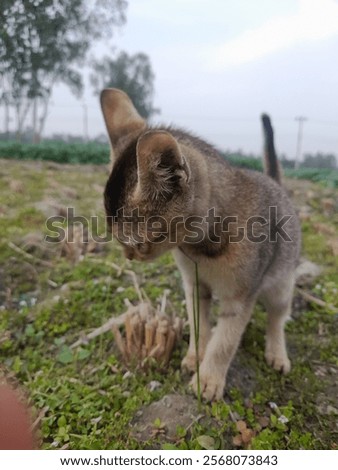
xmin=148 ymin=380 xmax=162 ymax=392
xmin=317 ymin=404 xmax=338 ymax=416
xmin=122 ymin=371 xmax=133 ymax=380
xmin=278 ymin=415 xmax=289 ymax=424
xmin=90 ymin=416 xmax=102 ymax=425
xmin=60 ymin=284 xmax=70 ymax=292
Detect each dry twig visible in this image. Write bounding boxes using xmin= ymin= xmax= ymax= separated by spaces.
xmin=7 ymin=241 xmax=52 ymax=267
xmin=70 ymin=307 xmax=136 ymax=348
xmin=297 ymin=287 xmax=338 ymax=313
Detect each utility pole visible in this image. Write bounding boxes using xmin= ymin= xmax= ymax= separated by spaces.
xmin=4 ymin=97 xmax=10 ymax=140
xmin=32 ymin=97 xmax=38 ymax=143
xmin=83 ymin=103 xmax=89 ymax=142
xmin=295 ymin=116 xmax=307 ymax=169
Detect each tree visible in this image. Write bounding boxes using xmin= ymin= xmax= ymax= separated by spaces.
xmin=302 ymin=153 xmax=337 ymax=169
xmin=90 ymin=51 xmax=159 ymax=119
xmin=0 ymin=0 xmax=127 ymax=141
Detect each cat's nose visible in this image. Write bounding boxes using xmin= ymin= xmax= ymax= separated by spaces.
xmin=126 ymin=252 xmax=134 ymax=260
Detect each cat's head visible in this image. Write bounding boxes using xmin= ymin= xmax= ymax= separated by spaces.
xmin=101 ymin=88 xmax=192 ymax=261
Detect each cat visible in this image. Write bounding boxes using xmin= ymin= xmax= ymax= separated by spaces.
xmin=101 ymin=88 xmax=301 ymax=401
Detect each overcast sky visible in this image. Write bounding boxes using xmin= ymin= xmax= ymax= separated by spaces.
xmin=7 ymin=0 xmax=338 ymax=158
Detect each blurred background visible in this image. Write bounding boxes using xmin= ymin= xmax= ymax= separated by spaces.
xmin=1 ymin=0 xmax=337 ymax=168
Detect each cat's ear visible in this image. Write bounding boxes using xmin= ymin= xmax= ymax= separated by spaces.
xmin=100 ymin=88 xmax=146 ymax=155
xmin=135 ymin=130 xmax=190 ymax=199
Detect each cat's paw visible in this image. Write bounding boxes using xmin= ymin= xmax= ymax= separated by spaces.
xmin=265 ymin=351 xmax=291 ymax=374
xmin=181 ymin=353 xmax=198 ymax=373
xmin=190 ymin=368 xmax=225 ymax=402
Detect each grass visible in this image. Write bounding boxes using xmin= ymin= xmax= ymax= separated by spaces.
xmin=284 ymin=168 xmax=338 ymax=188
xmin=222 ymin=153 xmax=337 ymax=188
xmin=0 ymin=158 xmax=337 ymax=450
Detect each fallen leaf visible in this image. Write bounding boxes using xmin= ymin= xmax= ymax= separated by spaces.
xmin=232 ymin=435 xmax=243 ymax=447
xmin=241 ymin=428 xmax=255 ymax=444
xmin=196 ymin=435 xmax=215 ymax=450
xmin=57 ymin=345 xmax=73 ymax=364
xmin=236 ymin=420 xmax=247 ymax=433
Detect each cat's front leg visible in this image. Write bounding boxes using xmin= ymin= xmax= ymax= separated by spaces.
xmin=181 ymin=281 xmax=212 ymax=373
xmin=191 ymin=299 xmax=254 ymax=401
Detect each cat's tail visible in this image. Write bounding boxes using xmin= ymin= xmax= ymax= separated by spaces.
xmin=261 ymin=113 xmax=282 ymax=185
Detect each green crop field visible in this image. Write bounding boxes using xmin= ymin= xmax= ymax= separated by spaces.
xmin=0 ymin=141 xmax=110 ymax=165
xmin=284 ymin=168 xmax=338 ymax=188
xmin=223 ymin=153 xmax=338 ymax=188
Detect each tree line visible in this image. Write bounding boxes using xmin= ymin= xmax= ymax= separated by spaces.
xmin=223 ymin=150 xmax=337 ymax=170
xmin=0 ymin=0 xmax=158 ymax=143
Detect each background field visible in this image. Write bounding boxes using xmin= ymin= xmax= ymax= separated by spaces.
xmin=0 ymin=156 xmax=337 ymax=450
xmin=0 ymin=140 xmax=337 ymax=188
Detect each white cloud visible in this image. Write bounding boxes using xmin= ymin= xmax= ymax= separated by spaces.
xmin=208 ymin=0 xmax=338 ymax=69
